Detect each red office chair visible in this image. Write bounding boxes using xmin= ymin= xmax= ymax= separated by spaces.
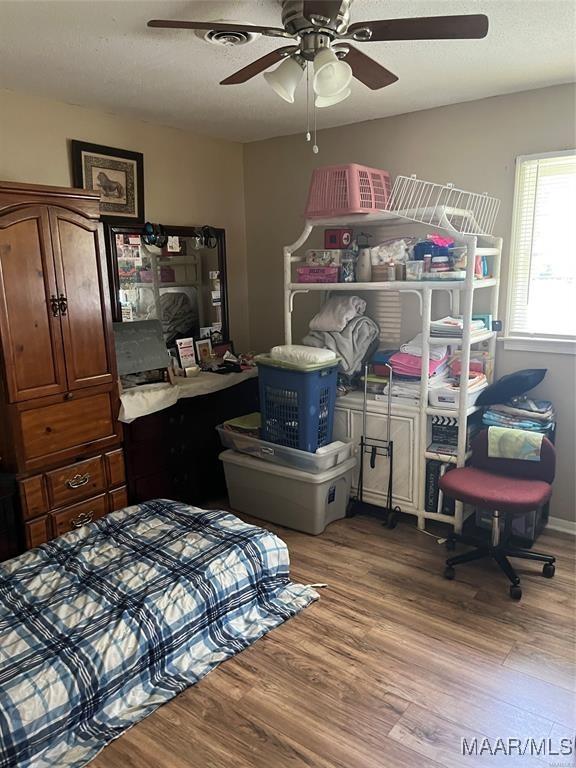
xmin=439 ymin=428 xmax=556 ymax=600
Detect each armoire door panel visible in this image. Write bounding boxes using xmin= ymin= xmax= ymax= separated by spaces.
xmin=49 ymin=208 xmax=115 ymax=390
xmin=0 ymin=207 xmax=67 ymax=401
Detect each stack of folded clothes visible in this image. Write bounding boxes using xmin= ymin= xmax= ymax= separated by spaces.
xmin=482 ymin=396 xmax=556 ymax=434
xmin=385 ymin=337 xmax=449 ymax=403
xmin=430 ymin=316 xmax=487 ymax=339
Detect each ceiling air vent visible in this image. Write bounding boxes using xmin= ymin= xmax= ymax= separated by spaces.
xmin=195 ymin=24 xmax=258 ymax=47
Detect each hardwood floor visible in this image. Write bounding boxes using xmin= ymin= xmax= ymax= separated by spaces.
xmin=92 ymin=514 xmax=576 ymax=768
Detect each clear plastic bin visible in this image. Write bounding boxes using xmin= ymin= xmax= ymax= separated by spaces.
xmin=216 ymin=425 xmax=353 ymax=474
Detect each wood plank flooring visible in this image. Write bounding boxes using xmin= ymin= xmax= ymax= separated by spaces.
xmin=92 ymin=514 xmax=576 ymax=768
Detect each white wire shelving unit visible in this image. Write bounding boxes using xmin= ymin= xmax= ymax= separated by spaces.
xmin=283 ymin=177 xmax=502 ymax=533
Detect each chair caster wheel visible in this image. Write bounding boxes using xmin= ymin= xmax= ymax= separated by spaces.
xmin=444 ymin=565 xmax=455 ymax=580
xmin=510 ymin=584 xmax=522 ymax=600
xmin=446 ymin=538 xmax=456 ymax=552
xmin=542 ymin=563 xmax=555 ymax=578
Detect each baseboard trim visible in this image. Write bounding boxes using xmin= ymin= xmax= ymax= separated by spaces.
xmin=548 ymin=516 xmax=576 ymax=536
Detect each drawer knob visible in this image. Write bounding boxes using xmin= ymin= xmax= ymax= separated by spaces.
xmin=71 ymin=511 xmax=93 ymax=528
xmin=66 ymin=473 xmax=91 ymax=489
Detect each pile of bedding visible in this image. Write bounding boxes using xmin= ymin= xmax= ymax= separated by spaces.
xmin=0 ymin=500 xmax=317 ymax=768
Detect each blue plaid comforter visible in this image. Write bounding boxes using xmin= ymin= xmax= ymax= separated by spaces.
xmin=0 ymin=500 xmax=317 ymax=767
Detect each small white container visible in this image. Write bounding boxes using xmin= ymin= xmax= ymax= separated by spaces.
xmin=428 ymin=382 xmax=488 ymax=409
xmin=220 ymin=450 xmax=357 ymax=535
xmin=356 ymin=248 xmax=372 ymax=282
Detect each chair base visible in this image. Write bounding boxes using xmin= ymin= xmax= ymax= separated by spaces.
xmin=444 ymin=540 xmax=556 ymax=600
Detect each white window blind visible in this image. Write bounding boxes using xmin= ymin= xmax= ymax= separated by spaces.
xmin=507 ymin=151 xmax=576 ymax=339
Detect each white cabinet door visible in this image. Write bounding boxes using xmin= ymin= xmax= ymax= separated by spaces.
xmin=333 ymin=406 xmax=351 ymax=442
xmin=350 ymin=411 xmax=416 ymax=507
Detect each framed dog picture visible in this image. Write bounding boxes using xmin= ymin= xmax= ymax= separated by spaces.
xmin=71 ymin=140 xmax=144 ymax=224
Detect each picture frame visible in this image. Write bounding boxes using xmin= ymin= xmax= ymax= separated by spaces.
xmin=212 ymin=340 xmax=234 ymax=359
xmin=195 ymin=337 xmax=213 ymax=366
xmin=71 ymin=140 xmax=144 ymax=224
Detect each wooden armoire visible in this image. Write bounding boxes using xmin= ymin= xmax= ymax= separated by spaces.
xmin=0 ymin=180 xmax=126 ymax=550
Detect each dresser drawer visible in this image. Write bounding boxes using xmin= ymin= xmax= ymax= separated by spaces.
xmin=45 ymin=455 xmax=106 ymax=509
xmin=50 ymin=494 xmax=108 ymax=538
xmin=17 ymin=391 xmax=120 ymax=472
xmin=19 ymin=475 xmax=48 ymax=520
xmin=109 ymin=486 xmax=128 ymax=512
xmin=24 ymin=516 xmax=50 ymax=549
xmin=104 ymin=449 xmax=125 ymax=488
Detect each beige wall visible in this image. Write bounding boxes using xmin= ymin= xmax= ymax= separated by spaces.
xmin=243 ymin=84 xmax=576 ymax=523
xmin=0 ymin=89 xmax=250 ymax=350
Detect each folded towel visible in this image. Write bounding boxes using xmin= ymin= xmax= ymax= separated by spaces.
xmin=303 ymin=315 xmax=379 ymax=375
xmin=309 ymin=296 xmax=366 ymax=333
xmin=488 ymin=426 xmax=544 ymax=461
xmin=400 ymin=333 xmax=447 ymax=361
xmin=390 ymin=351 xmax=448 ymax=377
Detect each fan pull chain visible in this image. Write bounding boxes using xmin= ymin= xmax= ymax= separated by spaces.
xmin=313 ymin=99 xmax=318 ymax=154
xmin=305 ymin=64 xmax=311 ymax=143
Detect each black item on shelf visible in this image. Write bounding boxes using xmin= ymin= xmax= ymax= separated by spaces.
xmin=431 ymin=413 xmax=482 ymax=448
xmin=476 ymin=368 xmax=547 ymax=406
xmin=425 ymin=460 xmax=455 ymax=515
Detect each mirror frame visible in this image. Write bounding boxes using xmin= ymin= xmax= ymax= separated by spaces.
xmin=105 ymin=224 xmax=229 ymax=341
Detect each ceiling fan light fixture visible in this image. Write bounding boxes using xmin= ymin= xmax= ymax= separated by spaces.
xmin=315 ymin=86 xmax=351 ymax=108
xmin=312 ymin=47 xmax=352 ymax=98
xmin=263 ymin=54 xmax=306 ymax=103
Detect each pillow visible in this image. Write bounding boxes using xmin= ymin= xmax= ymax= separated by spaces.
xmin=476 ymin=369 xmax=547 ymax=407
xmin=270 ymin=344 xmax=337 ymax=366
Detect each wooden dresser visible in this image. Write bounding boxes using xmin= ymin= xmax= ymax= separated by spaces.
xmin=0 ymin=181 xmax=126 ymax=550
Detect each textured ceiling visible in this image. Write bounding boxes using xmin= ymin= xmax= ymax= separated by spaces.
xmin=0 ymin=0 xmax=574 ymax=142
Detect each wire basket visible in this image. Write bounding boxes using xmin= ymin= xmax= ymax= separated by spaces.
xmin=386 ymin=175 xmax=501 ymax=235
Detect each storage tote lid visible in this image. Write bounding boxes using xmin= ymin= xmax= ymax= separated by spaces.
xmin=219 ymin=450 xmax=357 ymax=482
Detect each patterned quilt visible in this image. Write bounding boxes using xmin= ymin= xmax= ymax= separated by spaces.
xmin=0 ymin=500 xmax=317 ymax=767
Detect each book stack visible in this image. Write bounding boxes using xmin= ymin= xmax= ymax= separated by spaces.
xmin=425 ymin=461 xmax=455 ymax=515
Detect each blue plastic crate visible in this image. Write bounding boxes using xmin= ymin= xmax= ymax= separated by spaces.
xmin=257 ymin=359 xmax=338 ymax=453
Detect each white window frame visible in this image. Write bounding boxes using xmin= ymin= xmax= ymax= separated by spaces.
xmin=503 ymin=149 xmax=576 ymax=355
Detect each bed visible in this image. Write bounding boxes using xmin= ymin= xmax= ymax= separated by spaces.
xmin=0 ymin=500 xmax=317 ymax=768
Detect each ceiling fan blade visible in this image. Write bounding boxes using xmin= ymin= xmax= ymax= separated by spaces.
xmin=147 ymin=19 xmax=290 ymax=38
xmin=303 ymin=1 xmax=343 ymax=24
xmin=348 ymin=14 xmax=489 ymax=41
xmin=341 ymin=45 xmax=398 ymax=90
xmin=220 ymin=47 xmax=297 ymax=85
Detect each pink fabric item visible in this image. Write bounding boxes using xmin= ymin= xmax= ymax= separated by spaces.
xmin=450 ymin=360 xmax=484 ymax=375
xmin=390 ymin=351 xmax=447 ymax=376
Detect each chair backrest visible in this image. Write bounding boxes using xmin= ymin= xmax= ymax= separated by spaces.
xmin=471 ymin=429 xmax=556 ymax=484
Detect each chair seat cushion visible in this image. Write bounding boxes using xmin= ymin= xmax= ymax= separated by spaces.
xmin=439 ymin=466 xmax=552 ymax=513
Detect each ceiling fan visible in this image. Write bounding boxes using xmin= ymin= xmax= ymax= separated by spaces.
xmin=148 ymin=0 xmax=489 ymax=106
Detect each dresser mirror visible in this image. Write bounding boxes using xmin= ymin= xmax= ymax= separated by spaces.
xmin=106 ymin=225 xmax=228 ymax=346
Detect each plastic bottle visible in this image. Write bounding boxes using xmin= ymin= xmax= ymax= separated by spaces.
xmin=356 ymin=248 xmax=372 ymax=282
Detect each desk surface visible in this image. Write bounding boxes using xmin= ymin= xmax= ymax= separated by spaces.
xmin=119 ymin=368 xmax=258 ymax=423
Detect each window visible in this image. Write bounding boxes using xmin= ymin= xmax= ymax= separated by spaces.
xmin=507 ymin=150 xmax=576 ymax=341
